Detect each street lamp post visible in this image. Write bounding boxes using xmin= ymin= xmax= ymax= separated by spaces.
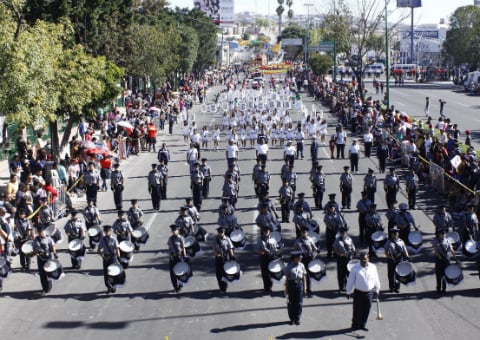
xmin=304 ymin=3 xmax=314 ymax=67
xmin=333 ymin=0 xmax=337 ymax=82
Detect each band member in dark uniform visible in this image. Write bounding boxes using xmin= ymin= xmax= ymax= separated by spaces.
xmin=346 ymin=252 xmax=380 ymax=331
xmin=112 ymin=210 xmax=133 ymax=243
xmin=405 ymin=166 xmax=418 ymax=209
xmin=356 ymin=191 xmax=372 ymax=244
xmin=257 ymin=226 xmax=279 ymax=293
xmin=432 ymin=228 xmax=455 ymax=293
xmin=97 ymin=224 xmax=120 ymax=294
xmin=384 ymin=167 xmax=399 ymax=209
xmin=83 ymin=199 xmax=102 ymax=250
xmin=199 ymin=158 xmax=212 ymax=198
xmin=333 ymin=226 xmax=356 ymax=292
xmin=84 ymin=162 xmax=100 ymax=206
xmin=14 ymin=209 xmax=34 ymax=270
xmin=32 ymin=225 xmax=58 ymax=294
xmin=310 ymin=163 xmax=326 ymax=209
xmin=395 ymin=203 xmax=418 ymax=244
xmin=284 ymin=251 xmax=307 ymax=325
xmin=324 ymin=204 xmax=347 ymax=258
xmin=365 ymin=204 xmax=384 ymax=258
xmin=363 ymin=168 xmax=377 ymax=204
xmin=147 ymin=163 xmax=163 ymax=210
xmin=167 ymin=224 xmax=186 ymax=293
xmin=190 ymin=162 xmax=204 ymax=211
xmin=278 ymin=178 xmax=294 ymax=223
xmin=63 ymin=211 xmax=86 ymax=269
xmin=294 ymin=227 xmax=318 ymax=297
xmin=340 ymin=166 xmax=353 ymax=209
xmin=158 ymin=158 xmax=169 ymax=199
xmin=110 ymin=163 xmax=124 ymax=210
xmin=384 ymin=226 xmax=410 ymax=293
xmin=213 ymin=226 xmax=235 ymax=294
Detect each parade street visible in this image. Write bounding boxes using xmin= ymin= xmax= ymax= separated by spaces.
xmin=1 ymin=80 xmax=479 ymax=340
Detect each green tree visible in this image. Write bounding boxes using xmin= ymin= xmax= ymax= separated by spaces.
xmin=309 ymin=53 xmax=333 ymax=76
xmin=444 ymin=5 xmax=480 ymax=69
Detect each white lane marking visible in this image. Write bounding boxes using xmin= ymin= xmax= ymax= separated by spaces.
xmin=144 ymin=212 xmax=158 ymax=231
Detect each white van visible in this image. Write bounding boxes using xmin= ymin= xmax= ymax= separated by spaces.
xmin=365 ymin=63 xmax=385 ymax=76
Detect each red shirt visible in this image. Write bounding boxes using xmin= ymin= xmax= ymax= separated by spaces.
xmin=147 ymin=124 xmax=157 ymax=138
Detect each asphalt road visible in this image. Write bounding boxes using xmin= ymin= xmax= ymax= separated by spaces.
xmin=1 ymin=80 xmax=479 ymax=340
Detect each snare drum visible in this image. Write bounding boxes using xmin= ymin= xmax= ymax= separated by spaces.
xmin=119 ymin=241 xmax=135 ymax=266
xmin=267 ymin=258 xmax=286 ymax=281
xmin=271 ymin=231 xmax=282 ymax=244
xmin=444 ymin=264 xmax=463 ymax=285
xmin=308 ymin=231 xmax=320 ymax=247
xmin=395 ymin=261 xmax=416 ymax=285
xmin=88 ymin=226 xmax=102 ymax=243
xmin=371 ymin=231 xmax=387 ymax=250
xmin=230 ymin=229 xmax=246 ymax=248
xmin=21 ymin=240 xmax=35 ymax=257
xmin=223 ymin=260 xmax=241 ymax=282
xmin=446 ymin=232 xmax=461 ymax=251
xmin=347 ymin=259 xmax=360 ymax=272
xmin=107 ymin=263 xmax=126 ymax=286
xmin=307 ymin=258 xmax=326 ymax=281
xmin=462 ymin=240 xmax=478 ymax=258
xmin=184 ymin=236 xmax=200 ymax=257
xmin=44 ymin=260 xmax=65 ymax=280
xmin=173 ymin=261 xmax=192 ymax=283
xmin=407 ymin=230 xmax=423 ymax=253
xmin=0 ymin=257 xmax=12 ymax=278
xmin=132 ymin=227 xmax=149 ymax=244
xmin=68 ymin=239 xmax=86 ymax=258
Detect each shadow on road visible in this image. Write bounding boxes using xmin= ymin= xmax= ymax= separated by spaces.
xmin=276 ymin=327 xmax=364 ymax=339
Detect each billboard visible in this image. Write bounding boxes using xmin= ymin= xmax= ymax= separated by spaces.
xmin=397 ymin=0 xmax=422 ymax=7
xmin=194 ymin=0 xmax=234 ymax=27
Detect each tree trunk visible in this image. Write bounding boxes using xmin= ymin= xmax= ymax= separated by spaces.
xmin=50 ymin=119 xmax=60 ymax=163
xmin=60 ymin=118 xmax=75 ymax=155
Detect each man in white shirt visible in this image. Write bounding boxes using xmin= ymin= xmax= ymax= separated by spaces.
xmin=363 ymin=130 xmax=374 ymax=158
xmin=283 ymin=140 xmax=297 ymax=166
xmin=346 ymin=252 xmax=380 ymax=332
xmin=225 ymin=138 xmax=239 ymax=168
xmin=186 ymin=143 xmax=199 ymax=173
xmin=348 ymin=140 xmax=360 ymax=174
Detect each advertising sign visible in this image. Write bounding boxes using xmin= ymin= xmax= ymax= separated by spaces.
xmin=397 ymin=0 xmax=422 ymax=7
xmin=193 ymin=0 xmax=234 ymax=27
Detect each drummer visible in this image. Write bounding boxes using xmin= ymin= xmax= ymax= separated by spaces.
xmin=63 ymin=211 xmax=87 ymax=270
xmin=14 ymin=209 xmax=34 ymax=270
xmin=257 ymin=226 xmax=279 ymax=293
xmin=324 ymin=204 xmax=347 ymax=258
xmin=293 ymin=204 xmax=313 ymax=238
xmin=37 ymin=197 xmax=54 ymax=228
xmin=432 ymin=228 xmax=455 ymax=293
xmin=384 ymin=226 xmax=410 ymax=293
xmin=213 ymin=226 xmax=235 ymax=294
xmin=97 ymin=224 xmax=121 ymax=294
xmin=292 ymin=193 xmax=313 ymax=221
xmin=32 ymin=225 xmax=58 ymax=294
xmin=365 ymin=204 xmax=385 ymax=258
xmin=217 ymin=205 xmax=238 ymax=236
xmin=278 ymin=178 xmax=294 ymax=223
xmin=356 ymin=191 xmax=372 ymax=244
xmin=432 ymin=205 xmax=454 ymax=232
xmin=256 ymin=203 xmax=281 ymax=233
xmin=323 ymin=193 xmax=340 ymax=214
xmin=112 ymin=210 xmax=133 ymax=243
xmin=294 ymin=227 xmax=318 ymax=298
xmin=333 ymin=226 xmax=356 ymax=292
xmin=167 ymin=224 xmax=186 ymax=294
xmin=175 ymin=206 xmax=195 ymax=237
xmin=127 ymin=199 xmax=144 ymax=228
xmin=461 ymin=204 xmax=478 ymax=244
xmin=284 ymin=251 xmax=307 ymax=325
xmin=83 ymin=199 xmax=102 ymax=228
xmin=395 ymin=203 xmax=419 ymax=244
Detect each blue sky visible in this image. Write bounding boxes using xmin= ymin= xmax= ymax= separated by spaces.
xmin=169 ymin=0 xmax=475 ymax=25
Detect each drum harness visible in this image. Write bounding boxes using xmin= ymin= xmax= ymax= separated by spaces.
xmin=216 ymin=237 xmax=232 ymax=261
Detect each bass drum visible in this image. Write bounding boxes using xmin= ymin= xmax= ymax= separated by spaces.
xmin=267 ymin=258 xmax=286 ymax=281
xmin=347 ymin=259 xmax=360 ymax=272
xmin=88 ymin=225 xmax=103 ymax=244
xmin=371 ymin=231 xmax=387 ymax=251
xmin=223 ymin=260 xmax=241 ymax=282
xmin=44 ymin=260 xmax=65 ymax=280
xmin=230 ymin=229 xmax=246 ymax=249
xmin=446 ymin=232 xmax=461 ymax=251
xmin=407 ymin=230 xmax=423 ymax=253
xmin=107 ymin=263 xmax=126 ymax=286
xmin=68 ymin=239 xmax=86 ymax=258
xmin=21 ymin=240 xmax=35 ymax=257
xmin=184 ymin=236 xmax=200 ymax=257
xmin=271 ymin=231 xmax=283 ymax=248
xmin=307 ymin=258 xmax=326 ymax=282
xmin=462 ymin=240 xmax=479 ymax=258
xmin=132 ymin=227 xmax=150 ymax=245
xmin=45 ymin=225 xmax=63 ymax=244
xmin=444 ymin=264 xmax=463 ymax=285
xmin=395 ymin=261 xmax=416 ymax=285
xmin=173 ymin=261 xmax=192 ymax=283
xmin=119 ymin=241 xmax=135 ymax=268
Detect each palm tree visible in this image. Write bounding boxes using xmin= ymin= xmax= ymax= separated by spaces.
xmin=286 ymin=0 xmax=294 ymax=25
xmin=276 ymin=0 xmax=285 ymax=34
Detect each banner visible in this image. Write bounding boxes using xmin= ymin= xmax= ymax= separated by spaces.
xmin=429 ymin=162 xmax=445 ymax=193
xmin=194 ymin=0 xmax=234 ymax=27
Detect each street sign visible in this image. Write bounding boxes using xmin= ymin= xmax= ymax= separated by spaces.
xmin=320 ymin=40 xmax=335 ymax=46
xmin=307 ymin=45 xmax=334 ymax=52
xmin=282 ymin=38 xmax=303 ymax=46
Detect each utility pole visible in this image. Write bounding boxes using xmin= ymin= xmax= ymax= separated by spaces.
xmin=333 ymin=0 xmax=337 ymax=82
xmin=304 ymin=3 xmax=314 ymax=67
xmin=385 ymin=0 xmax=390 ymax=108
